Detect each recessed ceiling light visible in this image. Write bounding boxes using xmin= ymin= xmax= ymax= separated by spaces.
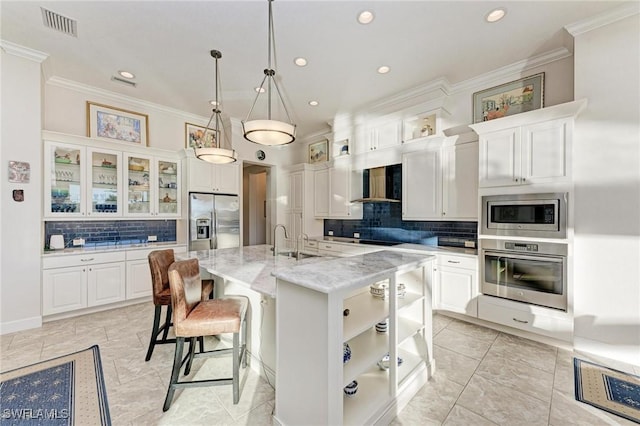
xmin=357 ymin=10 xmax=375 ymax=25
xmin=294 ymin=57 xmax=308 ymax=67
xmin=255 ymin=87 xmax=266 ymax=93
xmin=308 ymin=100 xmax=319 ymax=106
xmin=118 ymin=70 xmax=135 ymax=79
xmin=377 ymin=65 xmax=390 ymax=74
xmin=486 ymin=8 xmax=507 ymax=23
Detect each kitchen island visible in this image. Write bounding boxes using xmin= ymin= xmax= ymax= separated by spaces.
xmin=180 ymin=245 xmax=435 ymax=425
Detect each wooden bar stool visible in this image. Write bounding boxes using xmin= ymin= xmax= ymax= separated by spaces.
xmin=145 ymin=249 xmax=214 ymax=362
xmin=163 ymin=258 xmax=248 ymax=411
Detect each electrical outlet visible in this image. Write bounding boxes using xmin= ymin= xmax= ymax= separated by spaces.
xmin=147 ymin=235 xmax=158 ymax=242
xmin=72 ymin=238 xmax=85 ymax=246
xmin=464 ymin=240 xmax=476 ymax=248
xmin=353 ymin=232 xmax=360 ymax=239
xmin=328 ymin=230 xmax=334 ymax=236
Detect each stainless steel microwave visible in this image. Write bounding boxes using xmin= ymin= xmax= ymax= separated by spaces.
xmin=481 ymin=193 xmax=568 ymax=239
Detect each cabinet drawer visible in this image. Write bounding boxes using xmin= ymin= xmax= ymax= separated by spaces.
xmin=43 ymin=251 xmax=126 ymax=269
xmin=306 ymin=240 xmax=319 ymax=249
xmin=437 ymin=254 xmax=476 ymax=270
xmin=318 ymin=242 xmax=340 ymax=252
xmin=478 ymin=296 xmax=572 ymax=341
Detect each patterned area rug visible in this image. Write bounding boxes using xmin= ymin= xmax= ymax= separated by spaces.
xmin=574 ymin=357 xmax=640 ymax=424
xmin=0 ymin=345 xmax=110 ymax=425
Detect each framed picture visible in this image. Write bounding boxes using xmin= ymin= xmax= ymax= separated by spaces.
xmin=87 ymin=102 xmax=148 ymax=145
xmin=473 ymin=73 xmax=544 ymax=123
xmin=8 ymin=161 xmax=30 ymax=183
xmin=309 ymin=140 xmax=328 ymax=164
xmin=185 ymin=123 xmax=216 ymax=149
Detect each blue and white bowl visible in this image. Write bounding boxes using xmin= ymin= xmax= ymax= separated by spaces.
xmin=377 ymin=353 xmax=404 ymax=370
xmin=343 ymin=343 xmax=351 ymax=364
xmin=375 ymin=319 xmax=388 ymax=333
xmin=344 ymin=380 xmax=358 ymax=397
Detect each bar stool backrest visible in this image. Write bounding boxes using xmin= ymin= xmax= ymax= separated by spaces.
xmin=168 ymin=259 xmax=204 ymax=335
xmin=148 ymin=249 xmax=175 ymax=305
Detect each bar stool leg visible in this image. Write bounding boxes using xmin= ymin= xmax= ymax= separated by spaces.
xmin=233 ymin=332 xmax=240 ymax=404
xmin=241 ymin=316 xmax=248 ymax=368
xmin=161 ymin=305 xmax=172 ymax=341
xmin=145 ymin=305 xmax=162 ymax=362
xmin=163 ymin=337 xmax=185 ymax=412
xmin=184 ymin=337 xmax=197 ymax=376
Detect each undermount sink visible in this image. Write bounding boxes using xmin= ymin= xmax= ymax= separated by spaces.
xmin=278 ymin=251 xmax=320 ymax=260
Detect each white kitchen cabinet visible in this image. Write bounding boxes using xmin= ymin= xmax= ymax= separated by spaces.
xmin=312 ymin=161 xmax=362 ymax=219
xmin=470 ymin=100 xmax=586 ymax=188
xmin=283 ymin=165 xmax=324 ymax=250
xmin=313 ymin=168 xmax=330 ymax=217
xmin=42 ymin=251 xmax=126 ymax=316
xmin=44 ymin=142 xmax=124 ymax=218
xmin=125 ymin=154 xmax=181 ymax=217
xmin=185 ymin=156 xmax=239 ymax=194
xmin=275 ymin=256 xmax=434 ymax=425
xmin=433 ymin=254 xmax=478 ymax=317
xmin=355 ymin=119 xmax=402 ymax=154
xmin=402 ymin=137 xmax=478 ymax=221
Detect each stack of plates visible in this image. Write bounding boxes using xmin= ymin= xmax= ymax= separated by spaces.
xmin=375 ymin=319 xmax=388 ymax=333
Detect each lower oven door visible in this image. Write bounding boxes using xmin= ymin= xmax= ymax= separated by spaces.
xmin=481 ymin=250 xmax=567 ymax=311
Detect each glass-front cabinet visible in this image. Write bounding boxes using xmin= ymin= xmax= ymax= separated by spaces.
xmin=125 ymin=154 xmax=180 ymax=217
xmin=88 ymin=148 xmax=122 ymax=216
xmin=45 ymin=142 xmax=85 ymax=217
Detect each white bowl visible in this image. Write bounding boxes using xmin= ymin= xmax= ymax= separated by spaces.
xmin=344 ymin=380 xmax=358 ymax=397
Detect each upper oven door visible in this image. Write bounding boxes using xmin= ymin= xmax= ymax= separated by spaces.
xmin=481 ymin=193 xmax=567 ymax=238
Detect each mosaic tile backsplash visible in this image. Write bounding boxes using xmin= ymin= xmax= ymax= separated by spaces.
xmin=324 ymin=203 xmax=477 ymax=247
xmin=45 ymin=220 xmax=176 ymax=249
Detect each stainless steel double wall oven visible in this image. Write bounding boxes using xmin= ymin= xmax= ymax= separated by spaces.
xmin=480 ymin=193 xmax=569 ymax=311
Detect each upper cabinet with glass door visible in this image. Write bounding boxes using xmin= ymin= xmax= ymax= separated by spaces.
xmin=87 ymin=148 xmax=123 ymax=217
xmin=125 ymin=153 xmax=180 ymax=217
xmin=44 ymin=142 xmax=85 ymax=217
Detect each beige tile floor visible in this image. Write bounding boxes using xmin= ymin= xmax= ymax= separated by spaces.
xmin=1 ymin=304 xmax=638 ymax=425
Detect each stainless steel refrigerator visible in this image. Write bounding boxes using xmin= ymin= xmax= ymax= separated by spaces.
xmin=189 ymin=192 xmax=240 ymax=251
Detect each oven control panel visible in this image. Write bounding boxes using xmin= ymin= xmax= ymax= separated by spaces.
xmin=504 ymin=242 xmax=539 ymax=252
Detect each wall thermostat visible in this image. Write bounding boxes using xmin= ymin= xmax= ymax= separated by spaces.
xmin=256 ymin=150 xmax=266 ymax=161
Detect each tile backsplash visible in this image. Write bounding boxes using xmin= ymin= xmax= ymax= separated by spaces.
xmin=45 ymin=220 xmax=176 ymax=249
xmin=324 ymin=203 xmax=477 ymax=247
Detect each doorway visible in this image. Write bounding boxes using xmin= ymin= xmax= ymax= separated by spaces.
xmin=242 ymin=163 xmax=271 ymax=246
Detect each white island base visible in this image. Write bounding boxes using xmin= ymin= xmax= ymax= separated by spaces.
xmin=273 ymin=251 xmax=435 ymax=425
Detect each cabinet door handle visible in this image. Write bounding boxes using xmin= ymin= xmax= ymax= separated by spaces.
xmin=514 ymin=178 xmax=519 ymax=182
xmin=522 ymin=177 xmax=526 ymax=182
xmin=80 ymin=258 xmax=94 ymax=262
xmin=512 ymin=317 xmax=529 ymax=324
xmin=442 ymin=212 xmax=446 ymax=216
xmin=447 ymin=260 xmax=461 ymax=264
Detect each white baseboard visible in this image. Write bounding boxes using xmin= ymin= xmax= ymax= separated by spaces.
xmin=0 ymin=316 xmax=42 ymax=335
xmin=574 ymin=336 xmax=640 ymax=368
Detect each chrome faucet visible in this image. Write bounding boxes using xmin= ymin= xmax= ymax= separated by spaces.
xmin=296 ymin=233 xmax=309 ymax=259
xmin=272 ymin=224 xmax=289 ymax=256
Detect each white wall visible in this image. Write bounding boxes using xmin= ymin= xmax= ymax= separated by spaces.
xmin=0 ymin=47 xmax=46 ymax=333
xmin=572 ymin=14 xmax=640 ymax=365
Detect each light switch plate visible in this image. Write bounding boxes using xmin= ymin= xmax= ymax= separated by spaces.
xmin=328 ymin=230 xmax=334 ymax=236
xmin=72 ymin=238 xmax=85 ymax=246
xmin=464 ymin=240 xmax=476 ymax=248
xmin=148 ymin=235 xmax=158 ymax=242
xmin=353 ymin=232 xmax=360 ymax=239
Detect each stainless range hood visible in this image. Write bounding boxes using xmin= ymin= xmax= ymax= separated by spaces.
xmin=351 ymin=165 xmax=401 ymax=203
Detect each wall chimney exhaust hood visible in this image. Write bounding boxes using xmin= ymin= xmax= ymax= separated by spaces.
xmin=351 ymin=164 xmax=402 ymax=203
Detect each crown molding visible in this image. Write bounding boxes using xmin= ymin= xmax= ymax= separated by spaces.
xmin=0 ymin=40 xmax=48 ymax=62
xmin=46 ymin=76 xmax=208 ymax=122
xmin=565 ymin=2 xmax=640 ymax=36
xmin=361 ymin=77 xmax=451 ymax=118
xmin=450 ymin=47 xmax=572 ymax=95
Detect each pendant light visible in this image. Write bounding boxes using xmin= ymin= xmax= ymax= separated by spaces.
xmin=195 ymin=49 xmax=237 ymax=164
xmin=242 ymin=0 xmax=296 ymax=146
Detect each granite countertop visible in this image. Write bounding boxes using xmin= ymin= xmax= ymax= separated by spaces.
xmin=272 ymin=250 xmax=435 ymax=294
xmin=177 ymin=245 xmax=330 ymax=298
xmin=42 ymin=241 xmax=186 ymax=256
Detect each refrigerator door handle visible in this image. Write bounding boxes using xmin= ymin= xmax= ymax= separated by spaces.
xmin=211 ymin=210 xmax=217 ymax=249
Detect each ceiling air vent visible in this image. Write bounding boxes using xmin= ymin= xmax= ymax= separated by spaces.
xmin=110 ymin=76 xmax=137 ymax=88
xmin=41 ymin=8 xmax=77 ymax=37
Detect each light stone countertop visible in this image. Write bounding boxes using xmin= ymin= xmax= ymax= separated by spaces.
xmin=310 ymin=236 xmax=478 ymax=257
xmin=42 ymin=241 xmax=186 ymax=256
xmin=272 ymin=250 xmax=435 ymax=294
xmin=178 ymin=245 xmax=330 ymax=298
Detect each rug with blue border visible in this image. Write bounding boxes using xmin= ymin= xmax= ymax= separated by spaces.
xmin=574 ymin=357 xmax=640 ymax=424
xmin=0 ymin=345 xmax=110 ymax=425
